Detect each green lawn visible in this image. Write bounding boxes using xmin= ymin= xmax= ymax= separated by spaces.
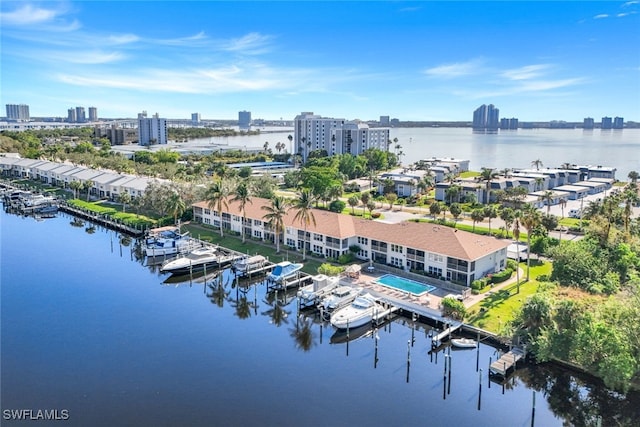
xmin=466 ymin=260 xmax=552 ymax=333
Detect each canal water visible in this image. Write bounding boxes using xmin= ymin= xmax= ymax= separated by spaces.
xmin=1 ymin=210 xmax=639 ymax=426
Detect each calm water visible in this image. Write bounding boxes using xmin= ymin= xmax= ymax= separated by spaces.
xmin=195 ymin=127 xmax=640 ymax=179
xmin=2 ymin=210 xmax=639 ymax=426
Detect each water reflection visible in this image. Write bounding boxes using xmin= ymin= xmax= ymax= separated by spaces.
xmin=289 ymin=317 xmax=316 ymax=352
xmin=207 ymin=274 xmax=230 ymax=308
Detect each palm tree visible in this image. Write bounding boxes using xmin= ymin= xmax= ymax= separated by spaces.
xmin=476 ymin=167 xmax=498 ymax=204
xmin=385 ymin=192 xmax=398 ymax=209
xmin=69 ymin=180 xmax=82 ymax=199
xmin=519 ymin=205 xmax=541 ymax=281
xmin=512 ymin=210 xmax=522 ymax=293
xmin=118 ymin=192 xmax=131 ymax=213
xmin=165 ymin=191 xmax=186 ymax=226
xmin=261 ymin=196 xmax=290 ymax=253
xmin=628 ymin=170 xmax=639 ymax=184
xmin=292 ymin=189 xmax=316 ymax=260
xmin=483 ymin=205 xmax=498 ymax=235
xmin=348 ymin=195 xmax=360 ymax=214
xmin=559 ymin=198 xmax=567 ymax=218
xmin=500 ymin=207 xmax=515 ymax=238
xmin=231 ymin=181 xmax=252 ymax=243
xmin=360 ymin=191 xmax=371 ymax=207
xmin=540 ymin=190 xmax=554 ymax=214
xmin=84 ymin=179 xmax=94 ymax=201
xmin=263 ymin=141 xmax=269 ymax=153
xmin=366 ymin=200 xmax=376 ymax=218
xmin=531 ymin=159 xmax=544 ymax=170
xmin=470 ymin=209 xmax=485 ymax=233
xmin=429 ymin=201 xmax=441 ymax=218
xmin=205 ymin=179 xmax=229 ymax=237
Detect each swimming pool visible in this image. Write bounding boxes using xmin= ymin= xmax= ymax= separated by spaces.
xmin=375 ymin=274 xmax=436 ymax=296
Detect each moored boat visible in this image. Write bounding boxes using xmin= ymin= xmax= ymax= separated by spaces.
xmin=320 ymin=285 xmax=362 ymax=313
xmin=232 ymin=254 xmax=267 ymax=273
xmin=160 ymin=247 xmax=233 ymax=274
xmin=144 ymin=227 xmax=199 ymax=257
xmin=297 ymin=274 xmax=341 ymax=302
xmin=266 ymin=261 xmax=303 ymax=283
xmin=330 ymin=293 xmax=385 ymax=329
xmin=450 ymin=338 xmax=478 ymax=349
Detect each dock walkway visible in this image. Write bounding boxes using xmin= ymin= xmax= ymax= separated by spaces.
xmin=489 ymin=347 xmax=525 ymax=376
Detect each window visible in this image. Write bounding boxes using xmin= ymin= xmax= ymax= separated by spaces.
xmin=357 ymin=236 xmax=368 ymax=245
xmin=253 ymin=219 xmax=262 ymax=226
xmin=390 ymin=257 xmax=403 ymax=268
xmin=428 ymin=266 xmax=442 ymax=276
xmin=204 ymin=209 xmax=211 ymax=215
xmin=391 ymin=244 xmax=403 ymax=253
xmin=428 ymin=253 xmax=444 ymax=263
xmin=253 ymin=230 xmax=262 ymax=238
xmin=313 ymin=233 xmax=323 ymax=242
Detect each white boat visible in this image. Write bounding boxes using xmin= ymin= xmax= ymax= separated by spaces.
xmin=320 ymin=286 xmax=362 ymax=312
xmin=297 ymin=275 xmax=341 ymax=302
xmin=330 ymin=293 xmax=385 ymax=329
xmin=267 ymin=261 xmax=303 ymax=283
xmin=144 ymin=228 xmax=199 ymax=257
xmin=232 ymin=254 xmax=267 ymax=273
xmin=160 ymin=247 xmax=230 ymax=274
xmin=450 ymin=338 xmax=478 ymax=349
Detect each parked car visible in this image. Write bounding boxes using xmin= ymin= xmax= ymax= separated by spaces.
xmin=568 ymin=209 xmax=582 ymax=218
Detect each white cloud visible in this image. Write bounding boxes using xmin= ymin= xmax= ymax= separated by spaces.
xmin=0 ymin=4 xmax=61 ymax=25
xmin=52 ymin=50 xmax=127 ymax=64
xmin=622 ymin=1 xmax=639 ymax=7
xmin=502 ymin=64 xmax=552 ymax=81
xmin=424 ymin=59 xmax=485 ymax=78
xmin=593 ymin=14 xmax=609 ymax=19
xmin=221 ymin=32 xmax=274 ymax=54
xmin=108 ymin=34 xmax=140 ymax=45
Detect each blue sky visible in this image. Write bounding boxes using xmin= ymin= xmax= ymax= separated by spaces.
xmin=1 ymin=1 xmax=639 ymax=121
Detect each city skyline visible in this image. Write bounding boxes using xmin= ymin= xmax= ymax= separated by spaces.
xmin=1 ymin=1 xmax=639 ymax=122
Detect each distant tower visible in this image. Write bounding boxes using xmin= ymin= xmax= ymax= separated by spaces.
xmin=379 ymin=115 xmax=390 ymax=126
xmin=238 ymin=110 xmax=251 ymax=129
xmin=191 ymin=113 xmax=201 ymax=124
xmin=138 ymin=112 xmax=167 ymax=145
xmin=583 ymin=117 xmax=595 ymax=130
xmin=613 ymin=117 xmax=624 ymax=129
xmin=473 ymin=104 xmax=499 ymax=131
xmin=601 ymin=116 xmax=612 ymax=130
xmin=6 ymin=104 xmax=30 ymax=121
xmin=67 ymin=108 xmax=77 ymax=123
xmin=88 ymin=107 xmax=98 ymax=122
xmin=75 ymin=106 xmax=86 ymax=123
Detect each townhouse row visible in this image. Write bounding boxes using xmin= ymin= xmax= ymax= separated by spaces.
xmin=192 ymin=197 xmax=511 ymax=287
xmin=0 ymin=155 xmax=162 ymax=199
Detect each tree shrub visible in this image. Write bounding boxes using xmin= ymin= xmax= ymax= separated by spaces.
xmin=491 ymin=268 xmax=513 ymax=284
xmin=328 ymin=200 xmax=346 ymax=213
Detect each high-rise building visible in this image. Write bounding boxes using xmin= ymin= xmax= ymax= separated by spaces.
xmin=601 ymin=117 xmax=612 ymax=130
xmin=379 ymin=115 xmax=390 ymax=126
xmin=138 ymin=113 xmax=167 ymax=146
xmin=500 ymin=117 xmax=518 ymax=130
xmin=76 ymin=106 xmax=86 ymax=123
xmin=238 ymin=111 xmax=251 ymax=129
xmin=138 ymin=111 xmax=148 ymax=120
xmin=583 ymin=117 xmax=595 ymax=129
xmin=191 ymin=113 xmax=201 ymax=124
xmin=6 ymin=104 xmax=30 ymax=121
xmin=294 ymin=112 xmax=390 ymax=161
xmin=472 ymin=104 xmax=499 ymax=130
xmin=67 ymin=108 xmax=77 ymax=123
xmin=88 ymin=107 xmax=98 ymax=122
xmin=613 ymin=117 xmax=624 ymax=129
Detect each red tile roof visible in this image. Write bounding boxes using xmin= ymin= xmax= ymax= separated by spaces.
xmin=193 ymin=197 xmax=510 ymax=260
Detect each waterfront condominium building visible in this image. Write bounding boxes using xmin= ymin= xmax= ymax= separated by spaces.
xmin=6 ymin=104 xmax=30 ymax=121
xmin=75 ymin=106 xmax=86 ymax=123
xmin=88 ymin=107 xmax=98 ymax=122
xmin=601 ymin=117 xmax=613 ymax=129
xmin=294 ymin=112 xmax=390 ymax=161
xmin=500 ymin=117 xmax=518 ymax=130
xmin=67 ymin=108 xmax=77 ymax=123
xmin=613 ymin=117 xmax=624 ymax=129
xmin=138 ymin=113 xmax=167 ymax=145
xmin=472 ymin=104 xmax=500 ymax=131
xmin=583 ymin=117 xmax=595 ymax=129
xmin=238 ymin=110 xmax=251 ymax=129
xmin=191 ymin=113 xmax=201 ymax=124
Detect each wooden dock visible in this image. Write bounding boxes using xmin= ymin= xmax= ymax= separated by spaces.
xmin=489 ymin=347 xmax=525 ymax=376
xmin=432 ymin=323 xmax=463 ymax=344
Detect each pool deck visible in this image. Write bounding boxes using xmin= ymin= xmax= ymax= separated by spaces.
xmin=340 ymin=266 xmax=525 ymax=321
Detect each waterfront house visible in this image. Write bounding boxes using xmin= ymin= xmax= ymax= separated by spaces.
xmin=572 ymin=180 xmax=608 ymax=195
xmin=529 ymin=190 xmax=571 ymax=208
xmin=92 ymin=172 xmax=125 ymax=199
xmin=552 ymin=184 xmax=590 ymax=200
xmin=192 ymin=197 xmax=510 ymax=286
